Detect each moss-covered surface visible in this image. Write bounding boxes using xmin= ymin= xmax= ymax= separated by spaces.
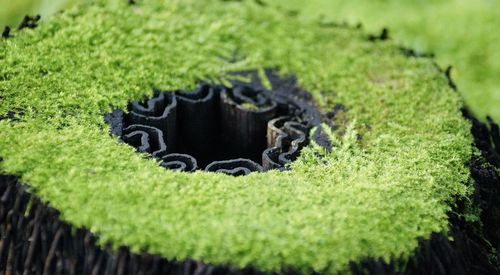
xmin=3 ymin=0 xmax=499 ymax=123
xmin=0 ymin=0 xmax=474 ymax=273
xmin=266 ymin=0 xmax=500 ymax=123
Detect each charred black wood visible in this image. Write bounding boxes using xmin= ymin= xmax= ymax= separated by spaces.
xmin=160 ymin=154 xmax=197 ymax=172
xmin=463 ymin=110 xmax=500 ymax=251
xmin=219 ymin=85 xmax=277 ymax=162
xmin=463 ymin=110 xmax=500 ymax=167
xmin=104 ymin=110 xmax=125 ymax=137
xmin=106 ymin=70 xmax=322 ymax=176
xmin=263 ymin=118 xmax=309 ymax=171
xmin=175 ymin=85 xmax=219 ymax=167
xmin=368 ymin=28 xmax=389 ymax=42
xmin=445 ymin=66 xmax=457 ymax=91
xmin=487 ymin=116 xmax=500 ymax=156
xmin=205 ymin=159 xmax=263 ymax=176
xmin=122 ymin=125 xmax=167 ymax=158
xmin=126 ymin=92 xmax=177 ymax=151
xmin=0 ymin=110 xmax=25 ymax=122
xmin=17 ymin=15 xmax=41 ymax=31
xmin=400 ymin=47 xmax=435 ymax=59
xmin=1 ymin=26 xmax=10 ymax=39
xmin=310 ymin=125 xmax=333 ymax=153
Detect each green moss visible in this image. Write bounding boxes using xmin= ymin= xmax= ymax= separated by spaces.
xmin=0 ymin=0 xmax=79 ymax=27
xmin=266 ymin=0 xmax=500 ymax=122
xmin=4 ymin=0 xmax=499 ymax=123
xmin=240 ymin=102 xmax=260 ymax=111
xmin=0 ymin=0 xmax=473 ymax=273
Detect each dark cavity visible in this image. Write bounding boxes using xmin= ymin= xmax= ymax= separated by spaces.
xmin=106 ymin=71 xmax=324 ymax=176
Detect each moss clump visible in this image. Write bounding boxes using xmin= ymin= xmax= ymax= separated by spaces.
xmin=240 ymin=102 xmax=260 ymax=111
xmin=0 ymin=0 xmax=473 ymax=273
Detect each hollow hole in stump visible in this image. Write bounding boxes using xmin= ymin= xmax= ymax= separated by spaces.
xmin=105 ymin=71 xmax=325 ymax=176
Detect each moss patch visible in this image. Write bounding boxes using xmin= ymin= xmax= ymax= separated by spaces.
xmin=0 ymin=0 xmax=473 ymax=273
xmin=265 ymin=0 xmax=500 ymax=122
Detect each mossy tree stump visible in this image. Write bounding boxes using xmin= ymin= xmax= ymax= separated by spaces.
xmin=0 ymin=0 xmax=498 ymax=274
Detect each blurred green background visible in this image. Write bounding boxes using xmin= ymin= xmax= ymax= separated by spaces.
xmin=1 ymin=0 xmax=499 ymax=122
